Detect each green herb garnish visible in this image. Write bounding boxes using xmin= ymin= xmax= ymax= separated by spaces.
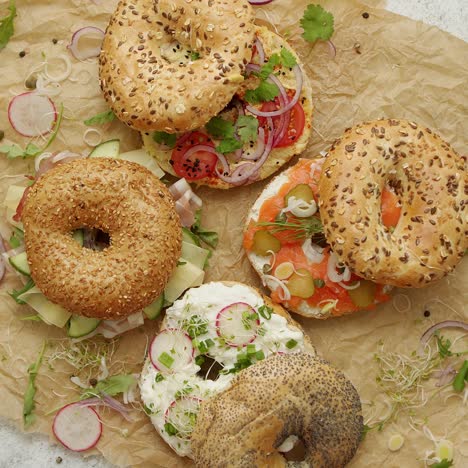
xmin=9 ymin=226 xmax=24 ymax=248
xmin=215 ymin=137 xmax=243 ymax=155
xmin=314 ymin=278 xmax=325 ymax=288
xmin=9 ymin=277 xmax=35 ymax=304
xmin=300 ymin=4 xmax=334 ymax=43
xmin=23 ymin=341 xmax=46 ymax=428
xmin=453 ymin=360 xmax=468 ymax=393
xmin=257 ymin=215 xmax=323 ymax=240
xmin=175 ymin=385 xmax=193 ymax=399
xmin=183 ymin=315 xmax=209 ymax=339
xmin=258 ymin=305 xmax=273 ymax=320
xmin=0 ymin=0 xmax=16 ymax=51
xmin=81 ymin=374 xmax=136 ymax=399
xmin=206 ymin=116 xmax=235 ymax=139
xmin=245 ymin=80 xmax=279 ymax=105
xmin=431 ymin=460 xmax=454 ymax=468
xmin=191 ymin=210 xmax=218 ymax=248
xmin=155 ymin=373 xmax=164 ymax=383
xmin=255 ymin=350 xmax=265 ymax=361
xmin=435 ymin=334 xmax=453 ymax=359
xmin=164 ymin=422 xmax=178 ymax=436
xmin=286 ymin=339 xmax=298 ymax=349
xmin=195 ymin=355 xmax=205 ymax=366
xmin=0 ymin=103 xmax=64 ymax=159
xmin=84 ymin=109 xmax=115 ymax=126
xmin=236 ymin=115 xmax=258 ymax=144
xmin=153 ymin=131 xmax=177 ymax=148
xmin=158 ymin=352 xmax=174 ymax=369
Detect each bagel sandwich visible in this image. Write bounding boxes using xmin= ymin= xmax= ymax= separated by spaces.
xmin=142 ymin=25 xmax=313 ymax=188
xmin=140 ymin=281 xmax=363 ymax=464
xmin=244 ymin=119 xmax=466 ymax=319
xmin=3 ymin=155 xmax=215 ymax=339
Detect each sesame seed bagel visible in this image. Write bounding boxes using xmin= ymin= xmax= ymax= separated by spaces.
xmin=191 ymin=352 xmax=363 ymax=467
xmin=141 ymin=25 xmax=313 ymax=189
xmin=99 ymin=0 xmax=255 ymax=133
xmin=22 ymin=158 xmax=181 ymax=320
xmin=319 ymin=119 xmax=467 ymax=288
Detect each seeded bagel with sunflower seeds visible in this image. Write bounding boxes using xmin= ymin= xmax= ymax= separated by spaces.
xmin=318 ymin=119 xmax=467 ymax=288
xmin=22 ymin=158 xmax=181 ymax=320
xmin=99 ymin=0 xmax=255 ymax=133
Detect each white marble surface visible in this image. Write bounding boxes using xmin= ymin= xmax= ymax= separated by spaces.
xmin=1 ymin=1 xmax=466 ymax=468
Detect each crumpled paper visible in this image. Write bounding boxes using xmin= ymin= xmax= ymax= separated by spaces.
xmin=0 ymin=0 xmax=466 ymax=467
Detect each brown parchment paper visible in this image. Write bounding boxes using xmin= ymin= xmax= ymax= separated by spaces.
xmin=0 ymin=0 xmax=467 ymax=467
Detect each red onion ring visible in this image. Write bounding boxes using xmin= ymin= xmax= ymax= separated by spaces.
xmin=246 ymin=65 xmax=303 ymax=118
xmin=77 ymin=395 xmax=133 ymax=421
xmin=68 ymin=27 xmax=105 ymax=61
xmin=248 ymin=0 xmax=274 ymax=4
xmin=254 ymin=38 xmax=266 ymax=64
xmin=181 ymin=144 xmax=230 ymax=177
xmin=241 ymin=127 xmax=265 ymax=160
xmin=327 ymin=40 xmax=337 ymax=59
xmin=216 ymin=117 xmax=273 ymax=185
xmin=420 ymin=320 xmax=468 ymax=351
xmin=433 ymin=365 xmax=457 ymax=387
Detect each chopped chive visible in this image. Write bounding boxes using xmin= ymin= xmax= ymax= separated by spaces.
xmin=205 ymin=338 xmax=215 ymax=348
xmin=158 ymin=352 xmax=174 ymax=369
xmin=258 ymin=305 xmax=273 ymax=320
xmin=255 ymin=350 xmax=265 ymax=361
xmin=246 ymin=344 xmax=256 ymax=355
xmin=164 ymin=422 xmax=178 ymax=436
xmin=286 ymin=339 xmax=298 ymax=349
xmin=195 ymin=355 xmax=205 ymax=366
xmin=155 ymin=373 xmax=164 ymax=383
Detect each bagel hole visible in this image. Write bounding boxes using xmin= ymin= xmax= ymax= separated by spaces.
xmin=73 ymin=228 xmax=110 ymax=251
xmin=279 ymin=436 xmax=307 ymax=462
xmin=196 ymin=356 xmax=224 ymax=381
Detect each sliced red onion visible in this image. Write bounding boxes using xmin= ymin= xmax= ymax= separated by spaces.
xmin=433 ymin=365 xmax=457 ymax=387
xmin=420 ymin=321 xmax=468 ymax=349
xmin=248 ymin=0 xmax=274 ymax=4
xmin=241 ymin=127 xmax=265 ymax=160
xmin=175 ymin=199 xmax=196 ymax=227
xmin=169 ymin=178 xmax=192 ymax=199
xmin=254 ymin=37 xmax=266 ymax=63
xmin=77 ymin=395 xmax=133 ymax=421
xmin=68 ymin=27 xmax=105 ymax=61
xmin=246 ymin=65 xmax=303 ymax=118
xmin=216 ymin=117 xmax=273 ymax=185
xmin=327 ymin=40 xmax=337 ymax=59
xmin=327 ymin=252 xmax=351 ymax=283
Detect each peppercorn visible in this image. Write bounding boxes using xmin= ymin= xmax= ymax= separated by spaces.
xmin=423 ymin=310 xmax=431 ymax=317
xmin=55 ymin=457 xmax=63 ymax=464
xmin=89 ymin=378 xmax=98 ymax=387
xmin=19 ymin=50 xmax=26 ymax=58
xmin=362 ymin=12 xmax=370 ymax=19
xmin=52 ymin=38 xmax=58 ymax=44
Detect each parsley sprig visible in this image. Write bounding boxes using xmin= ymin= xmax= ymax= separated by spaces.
xmin=300 ymin=4 xmax=335 ymax=43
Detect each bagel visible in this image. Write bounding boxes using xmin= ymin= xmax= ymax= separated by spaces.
xmin=244 ymin=158 xmax=391 ymax=319
xmin=99 ymin=0 xmax=255 ymax=132
xmin=191 ymin=353 xmax=363 ymax=468
xmin=22 ymin=158 xmax=181 ymax=320
xmin=139 ymin=281 xmax=314 ymax=458
xmin=319 ymin=119 xmax=467 ymax=288
xmin=142 ymin=25 xmax=313 ymax=189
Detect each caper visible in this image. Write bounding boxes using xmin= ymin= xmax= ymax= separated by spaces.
xmin=252 ymin=230 xmax=281 ymax=256
xmin=25 ymin=75 xmax=37 ymax=90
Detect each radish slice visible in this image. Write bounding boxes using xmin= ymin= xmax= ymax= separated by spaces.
xmin=216 ymin=302 xmax=259 ymax=347
xmin=68 ymin=27 xmax=105 ymax=61
xmin=149 ymin=329 xmax=194 ymax=373
xmin=8 ymin=92 xmax=57 ymax=138
xmin=53 ymin=403 xmax=102 ymax=452
xmin=164 ymin=397 xmax=201 ymax=440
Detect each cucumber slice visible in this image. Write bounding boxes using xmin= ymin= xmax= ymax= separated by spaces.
xmin=118 ymin=149 xmax=165 ymax=178
xmin=182 ymin=227 xmax=201 ymax=247
xmin=181 ymin=241 xmax=210 ymax=270
xmin=89 ymin=139 xmax=120 ymax=158
xmin=9 ymin=251 xmax=30 ymax=276
xmin=143 ymin=293 xmax=165 ymax=320
xmin=68 ymin=315 xmax=101 ymax=338
xmin=164 ymin=259 xmax=205 ymax=304
xmin=72 ymin=229 xmax=84 ymax=246
xmin=17 ymin=286 xmax=71 ymax=328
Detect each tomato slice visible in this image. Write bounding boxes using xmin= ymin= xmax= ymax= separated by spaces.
xmin=381 ymin=187 xmax=401 ymax=228
xmin=259 ymin=95 xmax=306 ymax=149
xmin=170 ymin=132 xmax=217 ymax=181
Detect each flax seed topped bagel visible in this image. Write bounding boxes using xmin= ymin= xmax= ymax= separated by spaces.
xmin=22 ymin=158 xmax=181 ymax=320
xmin=319 ymin=119 xmax=467 ymax=288
xmin=99 ymin=0 xmax=255 ymax=133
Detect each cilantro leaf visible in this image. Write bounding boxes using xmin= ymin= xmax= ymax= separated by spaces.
xmin=81 ymin=374 xmax=136 ymax=399
xmin=245 ymin=81 xmax=279 ymax=105
xmin=257 ymin=54 xmax=281 ymax=80
xmin=300 ymin=4 xmax=334 ymax=43
xmin=23 ymin=341 xmax=46 ymax=428
xmin=431 ymin=460 xmax=454 ymax=468
xmin=153 ymin=131 xmax=177 ymax=148
xmin=9 ymin=278 xmax=35 ymax=304
xmin=280 ymin=48 xmax=297 ymax=68
xmin=206 ymin=116 xmax=235 ymax=139
xmin=216 ymin=137 xmax=242 ymax=155
xmin=0 ymin=0 xmax=16 ymax=51
xmin=435 ymin=334 xmax=453 ymax=358
xmin=84 ymin=110 xmax=115 ymax=126
xmin=236 ymin=115 xmax=258 ymax=143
